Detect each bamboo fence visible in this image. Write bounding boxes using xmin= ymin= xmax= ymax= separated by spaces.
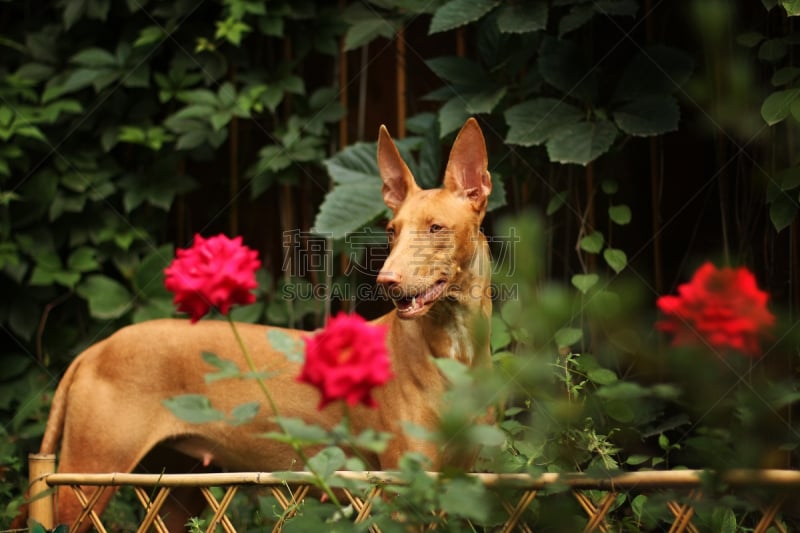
xmin=26 ymin=453 xmax=799 ymax=533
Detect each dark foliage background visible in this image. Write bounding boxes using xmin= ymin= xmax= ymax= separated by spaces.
xmin=2 ymin=0 xmax=800 ymax=527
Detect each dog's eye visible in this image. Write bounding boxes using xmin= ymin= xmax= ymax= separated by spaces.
xmin=429 ymin=224 xmax=443 ymax=233
xmin=386 ymin=226 xmax=395 ymax=240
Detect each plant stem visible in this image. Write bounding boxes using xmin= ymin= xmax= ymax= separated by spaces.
xmin=228 ymin=315 xmax=280 ymax=417
xmin=226 ymin=315 xmax=343 ymax=509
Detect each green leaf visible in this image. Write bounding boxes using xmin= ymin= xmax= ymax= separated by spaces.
xmin=559 ymin=4 xmax=595 ymax=37
xmin=465 ymin=87 xmax=507 ymax=114
xmin=626 ymin=454 xmax=652 ymax=466
xmin=202 ymin=351 xmax=242 ymax=383
xmin=429 ymin=0 xmax=499 ymax=35
xmin=608 ymin=205 xmax=632 ymax=225
xmin=546 ymin=190 xmax=569 ymax=215
xmin=555 ymin=327 xmax=583 ymax=348
xmin=133 ymin=244 xmax=174 ymax=298
xmin=495 ymin=2 xmax=548 ymax=33
xmin=603 ymin=248 xmax=628 ymax=273
xmin=440 ymin=478 xmax=489 ymax=522
xmin=468 ymin=424 xmax=506 ymax=446
xmin=229 ymin=402 xmax=260 ymax=426
xmin=426 ymin=56 xmax=484 ymax=85
xmin=76 ymin=274 xmax=132 ymax=319
xmin=711 ymin=507 xmax=737 ymax=533
xmin=602 ymin=179 xmax=619 ymax=194
xmin=571 ymin=273 xmax=599 ymax=294
xmin=342 ymin=4 xmax=400 ymax=51
xmin=67 ymin=246 xmax=99 ymax=272
xmin=71 ymin=47 xmax=117 ymax=68
xmin=613 ymin=95 xmax=680 ymax=136
xmin=539 ymin=36 xmax=597 ymax=102
xmin=306 ymin=446 xmax=346 ymax=479
xmin=769 ymin=194 xmax=797 ymax=232
xmin=134 ymin=25 xmax=166 ymax=47
xmin=505 ymin=98 xmax=584 ymax=146
xmin=163 ymin=394 xmax=225 ymax=424
xmin=783 ymin=0 xmax=800 ymax=15
xmin=772 ymin=66 xmax=800 ymax=86
xmin=434 ymin=358 xmax=472 ymax=388
xmin=438 ymin=97 xmax=472 ymax=137
xmin=595 ymin=0 xmax=639 ymax=16
xmin=736 ymin=31 xmax=764 ymax=48
xmin=761 ymin=89 xmax=800 ymax=125
xmin=580 ymin=231 xmax=604 ymax=253
xmin=267 ymin=329 xmax=305 ymax=363
xmin=270 ymin=417 xmax=328 ymax=445
xmin=759 ymin=38 xmax=788 ymax=62
xmin=313 ymin=181 xmax=385 ymax=239
xmin=546 ymin=120 xmax=618 ymax=166
xmin=588 ymin=367 xmax=618 ymax=385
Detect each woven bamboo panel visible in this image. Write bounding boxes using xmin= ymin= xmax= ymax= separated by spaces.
xmin=44 ymin=470 xmax=796 ymax=532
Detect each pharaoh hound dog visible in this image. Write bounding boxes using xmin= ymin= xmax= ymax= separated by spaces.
xmin=29 ymin=118 xmax=493 ymax=531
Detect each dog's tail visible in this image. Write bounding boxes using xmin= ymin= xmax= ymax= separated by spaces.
xmin=39 ymin=349 xmax=89 ymax=454
xmin=9 ymin=349 xmax=91 ymax=530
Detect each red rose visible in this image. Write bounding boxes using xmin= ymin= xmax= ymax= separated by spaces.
xmin=164 ymin=234 xmax=261 ymax=322
xmin=298 ymin=313 xmax=393 ymax=409
xmin=656 ymin=262 xmax=775 ymax=357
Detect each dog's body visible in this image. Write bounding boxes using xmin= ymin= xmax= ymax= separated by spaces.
xmin=35 ymin=118 xmax=493 ymax=531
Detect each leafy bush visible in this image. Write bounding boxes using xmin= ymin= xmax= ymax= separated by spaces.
xmin=4 ymin=0 xmax=800 ymax=529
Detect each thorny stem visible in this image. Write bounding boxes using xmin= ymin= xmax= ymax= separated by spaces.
xmin=225 ymin=315 xmax=344 ymax=510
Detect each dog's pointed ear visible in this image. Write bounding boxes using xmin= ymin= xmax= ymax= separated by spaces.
xmin=443 ymin=118 xmax=492 ymax=214
xmin=378 ymin=125 xmax=420 ymax=213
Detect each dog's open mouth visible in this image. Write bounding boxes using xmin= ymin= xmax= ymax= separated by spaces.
xmin=392 ymin=280 xmax=447 ymax=319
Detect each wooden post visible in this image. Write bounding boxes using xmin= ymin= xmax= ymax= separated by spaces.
xmin=28 ymin=453 xmax=55 ymax=529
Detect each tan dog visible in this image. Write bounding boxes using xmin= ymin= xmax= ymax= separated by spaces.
xmin=34 ymin=118 xmax=493 ymax=531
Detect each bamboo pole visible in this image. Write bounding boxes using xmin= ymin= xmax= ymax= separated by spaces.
xmin=396 ymin=26 xmax=406 ymax=138
xmin=42 ymin=469 xmax=800 ymax=490
xmin=28 ymin=453 xmax=56 ymax=529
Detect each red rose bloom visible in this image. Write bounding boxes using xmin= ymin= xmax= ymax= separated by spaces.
xmin=298 ymin=313 xmax=392 ymax=409
xmin=164 ymin=234 xmax=261 ymax=322
xmin=656 ymin=262 xmax=775 ymax=357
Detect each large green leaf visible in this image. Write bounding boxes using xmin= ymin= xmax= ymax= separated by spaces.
xmin=429 ymin=0 xmax=499 ymax=35
xmin=769 ymin=194 xmax=798 ymax=232
xmin=426 ymin=56 xmax=485 ymax=85
xmin=438 ymin=97 xmax=472 ymax=137
xmin=322 ymin=141 xmax=380 ymax=184
xmin=546 ymin=119 xmax=617 ymax=165
xmin=761 ymin=89 xmax=800 ymax=125
xmin=314 ymin=182 xmax=386 ymax=239
xmin=538 ymin=36 xmax=597 ymax=102
xmin=71 ymin=47 xmax=116 ymax=68
xmin=505 ymin=98 xmax=584 ymax=146
xmin=133 ymin=244 xmax=174 ymax=299
xmin=495 ymin=1 xmax=548 ymax=33
xmin=559 ymin=4 xmax=595 ymax=37
xmin=440 ymin=477 xmax=490 ymax=522
xmin=783 ymin=0 xmax=800 ymax=15
xmin=613 ymin=95 xmax=680 ymax=136
xmin=76 ymin=274 xmax=133 ymax=319
xmin=342 ymin=4 xmax=400 ymax=51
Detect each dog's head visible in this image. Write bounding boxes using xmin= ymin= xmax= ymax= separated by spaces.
xmin=376 ymin=118 xmax=492 ymax=319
